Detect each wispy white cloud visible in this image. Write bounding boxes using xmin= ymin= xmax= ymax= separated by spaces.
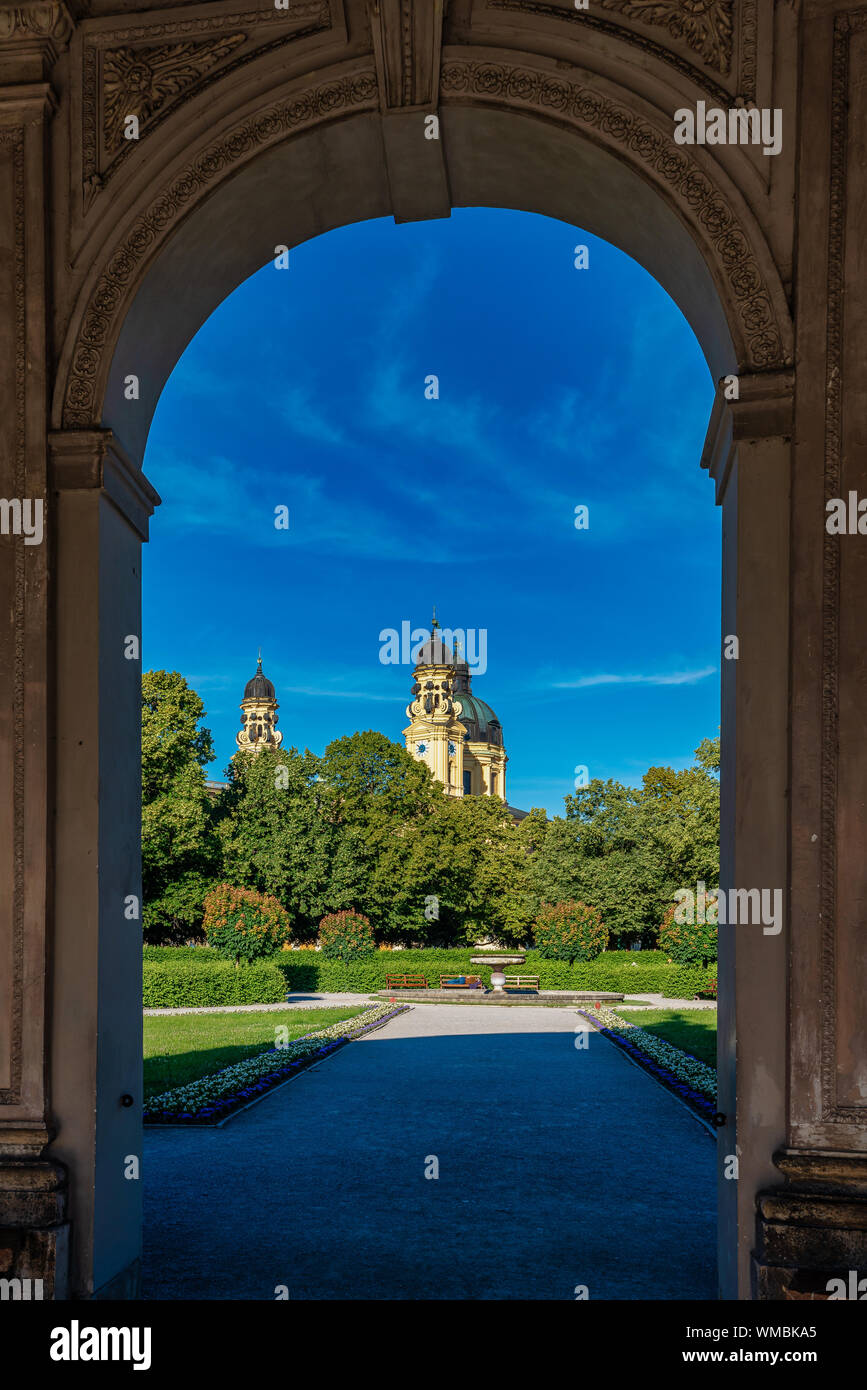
xmin=146 ymin=448 xmax=466 ymax=562
xmin=552 ymin=666 xmax=717 ymax=689
xmin=282 ymin=684 xmax=396 ymax=703
xmin=282 ymin=386 xmax=344 ymax=445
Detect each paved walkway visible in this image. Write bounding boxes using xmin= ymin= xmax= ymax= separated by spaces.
xmin=143 ymin=1004 xmax=716 ymax=1300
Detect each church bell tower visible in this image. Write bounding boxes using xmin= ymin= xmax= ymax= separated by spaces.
xmin=236 ymin=652 xmax=283 ymax=753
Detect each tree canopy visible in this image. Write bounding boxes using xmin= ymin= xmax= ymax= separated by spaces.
xmin=141 ymin=670 xmax=220 ymax=941
xmin=140 ymin=671 xmax=719 ymax=951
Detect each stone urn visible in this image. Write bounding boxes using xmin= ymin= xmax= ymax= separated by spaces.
xmin=470 ymin=951 xmax=526 ymax=994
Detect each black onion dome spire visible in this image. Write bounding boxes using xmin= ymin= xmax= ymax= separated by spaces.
xmin=244 ymin=653 xmax=276 ymax=701
xmin=414 ymin=605 xmax=456 ymax=667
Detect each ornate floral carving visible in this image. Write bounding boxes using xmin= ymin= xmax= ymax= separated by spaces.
xmin=63 ymin=69 xmax=379 ymax=425
xmin=102 ymin=35 xmax=247 ymax=158
xmin=487 ymin=0 xmax=733 ymax=100
xmin=80 ymin=2 xmax=331 ymax=205
xmin=739 ymin=0 xmax=758 ymax=101
xmin=599 ymin=0 xmax=733 ymax=74
xmin=63 ymin=47 xmax=792 ymax=427
xmin=439 ymin=59 xmax=787 ymax=369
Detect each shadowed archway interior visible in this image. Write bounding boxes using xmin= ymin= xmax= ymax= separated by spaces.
xmin=2 ymin=0 xmax=865 ymax=1306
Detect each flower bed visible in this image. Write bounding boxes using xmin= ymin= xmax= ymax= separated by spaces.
xmin=144 ymin=1003 xmax=408 ymax=1125
xmin=578 ymin=1004 xmax=717 ymax=1124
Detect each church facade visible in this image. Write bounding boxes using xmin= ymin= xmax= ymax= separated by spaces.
xmin=402 ymin=622 xmax=507 ymax=801
xmin=233 ymin=623 xmax=510 ymax=806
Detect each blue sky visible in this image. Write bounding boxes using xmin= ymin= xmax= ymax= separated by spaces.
xmin=142 ymin=207 xmax=720 ymax=815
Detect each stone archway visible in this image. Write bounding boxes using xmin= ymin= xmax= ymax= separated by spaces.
xmin=1 ymin=0 xmax=865 ymax=1301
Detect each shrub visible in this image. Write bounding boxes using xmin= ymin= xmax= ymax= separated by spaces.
xmin=143 ymin=959 xmax=287 ymax=1007
xmin=202 ymin=883 xmax=291 ymax=964
xmin=532 ymin=901 xmax=607 ymax=963
xmin=318 ymin=910 xmax=375 ymax=961
xmin=659 ymin=902 xmax=718 ymax=967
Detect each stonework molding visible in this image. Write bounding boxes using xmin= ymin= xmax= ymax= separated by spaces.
xmin=0 ymin=1 xmax=73 ymax=45
xmin=49 ymin=429 xmax=161 ymax=539
xmin=439 ymin=56 xmax=789 ymax=369
xmin=819 ymin=8 xmax=867 ymax=1128
xmin=369 ymin=0 xmax=444 ymax=110
xmin=0 ymin=123 xmax=26 ymax=1113
xmin=700 ymin=368 xmax=795 ymax=503
xmin=738 ymin=0 xmax=758 ymax=100
xmin=80 ymin=1 xmax=333 ymax=202
xmin=102 ymin=34 xmax=248 ymax=158
xmin=60 ymin=40 xmax=793 ymax=427
xmin=484 ymin=0 xmax=758 ymax=101
xmin=598 ymin=0 xmax=733 ymax=74
xmin=62 ymin=63 xmax=379 ymax=425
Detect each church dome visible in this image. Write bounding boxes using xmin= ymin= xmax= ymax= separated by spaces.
xmin=414 ymin=633 xmax=455 ymax=667
xmin=454 ymin=691 xmax=502 ymax=744
xmin=244 ymin=656 xmax=275 ymax=701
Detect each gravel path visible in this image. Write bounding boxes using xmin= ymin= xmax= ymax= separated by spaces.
xmin=144 ymin=1001 xmax=716 ymax=1299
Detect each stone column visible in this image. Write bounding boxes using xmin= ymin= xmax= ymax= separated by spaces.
xmin=0 ymin=0 xmax=71 ymax=1299
xmin=48 ymin=430 xmax=159 ymax=1298
xmin=701 ymin=370 xmax=794 ymax=1300
xmin=751 ymin=4 xmax=867 ymax=1300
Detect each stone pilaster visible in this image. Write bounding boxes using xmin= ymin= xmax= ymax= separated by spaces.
xmin=0 ymin=0 xmax=71 ymax=1298
xmin=749 ymin=3 xmax=867 ymax=1300
xmin=47 ymin=429 xmax=159 ymax=1298
xmin=701 ymin=369 xmax=795 ymax=1300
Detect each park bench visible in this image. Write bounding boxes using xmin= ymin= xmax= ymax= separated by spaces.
xmin=439 ymin=974 xmax=484 ymax=990
xmin=385 ymin=973 xmax=429 ymax=989
xmin=502 ymin=975 xmax=541 ymax=992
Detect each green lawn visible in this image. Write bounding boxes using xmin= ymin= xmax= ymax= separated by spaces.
xmin=144 ymin=1005 xmax=367 ymax=1098
xmin=622 ymin=1008 xmax=717 ymax=1068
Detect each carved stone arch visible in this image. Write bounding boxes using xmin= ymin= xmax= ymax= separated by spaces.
xmin=7 ymin=0 xmax=865 ymax=1312
xmin=55 ymin=44 xmax=792 ymax=457
xmin=437 ymin=51 xmax=793 ymax=372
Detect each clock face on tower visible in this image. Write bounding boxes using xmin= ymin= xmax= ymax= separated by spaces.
xmin=448 ymin=742 xmax=457 ymax=756
xmin=415 ymin=741 xmax=428 ymax=755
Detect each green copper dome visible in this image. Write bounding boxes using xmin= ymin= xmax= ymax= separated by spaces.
xmin=454 ymin=690 xmax=502 ymax=744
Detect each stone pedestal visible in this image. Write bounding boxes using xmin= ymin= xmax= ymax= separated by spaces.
xmin=753 ymin=1153 xmax=867 ymax=1300
xmin=0 ymin=1162 xmax=69 ymax=1299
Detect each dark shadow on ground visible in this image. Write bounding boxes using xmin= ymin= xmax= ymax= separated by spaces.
xmin=143 ymin=1024 xmax=716 ymax=1300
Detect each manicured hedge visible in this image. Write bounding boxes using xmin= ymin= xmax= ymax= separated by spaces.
xmin=143 ymin=946 xmax=220 ymax=963
xmin=141 ymin=947 xmax=711 ymax=1005
xmin=272 ymin=950 xmax=713 ymax=999
xmin=143 ymin=960 xmax=287 ymax=1008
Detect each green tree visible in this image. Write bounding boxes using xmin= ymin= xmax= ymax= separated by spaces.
xmin=529 ymin=740 xmax=720 ymax=945
xmin=432 ymin=795 xmax=539 ymax=947
xmin=218 ymin=746 xmax=361 ymax=938
xmin=141 ymin=670 xmax=220 ymax=942
xmin=318 ymin=731 xmax=446 ymax=940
